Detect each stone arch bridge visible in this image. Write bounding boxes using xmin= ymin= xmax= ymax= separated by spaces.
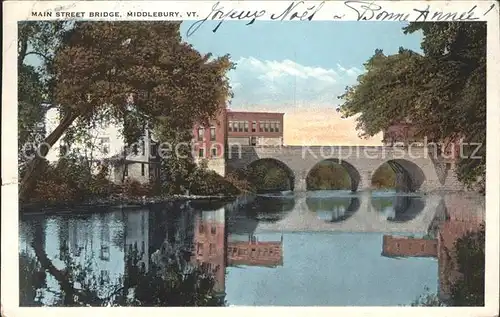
xmin=226 ymin=145 xmax=464 ymax=192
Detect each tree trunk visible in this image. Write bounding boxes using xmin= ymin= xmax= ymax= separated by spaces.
xmin=19 ymin=110 xmax=81 ymax=202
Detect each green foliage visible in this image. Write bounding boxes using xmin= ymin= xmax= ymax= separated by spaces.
xmin=371 ymin=163 xmax=396 ymax=189
xmin=53 ymin=21 xmax=234 ymax=146
xmin=450 ymin=223 xmax=485 ymax=306
xmin=19 ymin=21 xmax=234 ymax=200
xmin=246 ymin=160 xmax=292 ymax=192
xmin=224 ymin=170 xmax=254 ymax=193
xmin=121 ymin=179 xmax=153 ymax=198
xmin=306 ymin=162 xmax=350 ymax=190
xmin=187 ymin=164 xmax=240 ymax=196
xmin=31 ymin=154 xmax=115 ymax=203
xmin=338 ymin=22 xmax=486 ymax=190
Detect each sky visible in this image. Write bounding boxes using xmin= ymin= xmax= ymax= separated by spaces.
xmin=181 ymin=21 xmax=423 ymax=145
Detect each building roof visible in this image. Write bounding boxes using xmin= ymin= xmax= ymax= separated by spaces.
xmin=227 ymin=110 xmax=285 ymax=115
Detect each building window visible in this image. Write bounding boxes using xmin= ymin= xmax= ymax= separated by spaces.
xmin=141 ymin=140 xmax=145 ymax=155
xmin=210 ymin=127 xmax=216 ymax=141
xmin=396 ymin=243 xmax=400 ymax=251
xmin=232 ymin=121 xmax=237 ymax=132
xmin=198 ymin=148 xmax=204 ymax=158
xmin=151 ymin=144 xmax=158 ymax=158
xmin=250 ymin=136 xmax=257 ymax=146
xmin=211 ymin=226 xmax=216 ymax=235
xmin=197 ymin=243 xmax=203 ymax=255
xmin=421 ymin=244 xmax=425 ymax=252
xmin=199 ymin=224 xmax=205 ymax=234
xmin=124 ymin=164 xmax=128 ymax=177
xmin=197 ymin=127 xmax=204 ymax=141
xmin=237 ymin=121 xmax=242 ymax=132
xmin=275 ymin=122 xmax=280 ymax=132
xmin=211 ymin=147 xmax=217 ymax=157
xmin=259 ymin=121 xmax=264 ymax=132
xmin=252 ymin=121 xmax=257 ymax=132
xmin=270 ymin=121 xmax=275 ymax=132
xmin=209 ymin=243 xmax=215 ymax=255
xmin=244 ymin=121 xmax=249 ymax=132
xmin=141 ymin=163 xmax=145 ymax=176
xmin=228 ymin=121 xmax=233 ymax=132
xmin=265 ymin=122 xmax=269 ymax=132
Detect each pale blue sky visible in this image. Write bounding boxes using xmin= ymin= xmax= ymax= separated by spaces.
xmin=180 ymin=21 xmax=423 ymax=110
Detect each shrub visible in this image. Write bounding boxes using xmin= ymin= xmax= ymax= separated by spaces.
xmin=225 ymin=171 xmax=254 ymax=193
xmin=188 ymin=168 xmax=240 ymax=196
xmin=120 ymin=179 xmax=152 ymax=197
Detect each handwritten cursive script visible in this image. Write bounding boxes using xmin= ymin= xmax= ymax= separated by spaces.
xmin=270 ymin=1 xmax=325 ymax=21
xmin=344 ymin=1 xmax=409 ymax=21
xmin=413 ymin=4 xmax=480 ymax=22
xmin=186 ymin=2 xmax=266 ymax=37
xmin=186 ymin=1 xmax=326 ymax=37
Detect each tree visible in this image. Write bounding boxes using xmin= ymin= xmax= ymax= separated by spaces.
xmin=450 ymin=223 xmax=485 ymax=306
xmin=18 ymin=21 xmax=67 ymax=174
xmin=19 ymin=21 xmax=234 ymax=201
xmin=338 ymin=22 xmax=486 ymax=191
xmin=306 ymin=162 xmax=351 ymax=190
xmin=247 ymin=160 xmax=292 ymax=192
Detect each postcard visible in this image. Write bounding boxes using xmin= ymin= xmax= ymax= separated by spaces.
xmin=1 ymin=1 xmax=499 ymax=317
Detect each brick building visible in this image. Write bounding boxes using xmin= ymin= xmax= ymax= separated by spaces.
xmin=382 ymin=235 xmax=438 ymax=257
xmin=227 ymin=237 xmax=283 ymax=267
xmin=192 ymin=210 xmax=284 ymax=295
xmin=227 ymin=111 xmax=284 ymax=147
xmin=192 ymin=209 xmax=227 ymax=295
xmin=382 ymin=120 xmax=421 ymax=147
xmin=192 ymin=106 xmax=228 ymax=176
xmin=382 ymin=120 xmax=462 ymax=162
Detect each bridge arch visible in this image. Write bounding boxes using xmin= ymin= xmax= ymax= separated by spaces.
xmin=245 ymin=158 xmax=295 ymax=192
xmin=371 ymin=159 xmax=426 ymax=192
xmin=306 ymin=159 xmax=361 ymax=192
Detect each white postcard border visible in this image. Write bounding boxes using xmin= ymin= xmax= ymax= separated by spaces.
xmin=2 ymin=1 xmax=499 ymax=316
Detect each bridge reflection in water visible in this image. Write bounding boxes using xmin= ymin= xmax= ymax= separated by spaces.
xmin=233 ymin=191 xmax=435 ymax=234
xmin=19 ymin=191 xmax=479 ymax=306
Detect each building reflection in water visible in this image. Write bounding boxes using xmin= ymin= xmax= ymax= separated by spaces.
xmin=191 ymin=207 xmax=284 ymax=297
xmin=19 ymin=203 xmax=284 ymax=304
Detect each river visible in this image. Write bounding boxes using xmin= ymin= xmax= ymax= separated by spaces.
xmin=18 ymin=190 xmax=484 ymax=306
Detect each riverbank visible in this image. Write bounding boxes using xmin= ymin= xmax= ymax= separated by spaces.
xmin=19 ymin=194 xmax=238 ymax=216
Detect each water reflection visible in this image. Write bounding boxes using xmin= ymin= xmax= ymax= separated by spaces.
xmin=19 ymin=201 xmax=286 ymax=307
xmin=19 ymin=191 xmax=458 ymax=306
xmin=306 ymin=194 xmax=360 ymax=222
xmin=238 ymin=194 xmax=295 ymax=223
xmin=371 ymin=194 xmax=425 ymax=222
